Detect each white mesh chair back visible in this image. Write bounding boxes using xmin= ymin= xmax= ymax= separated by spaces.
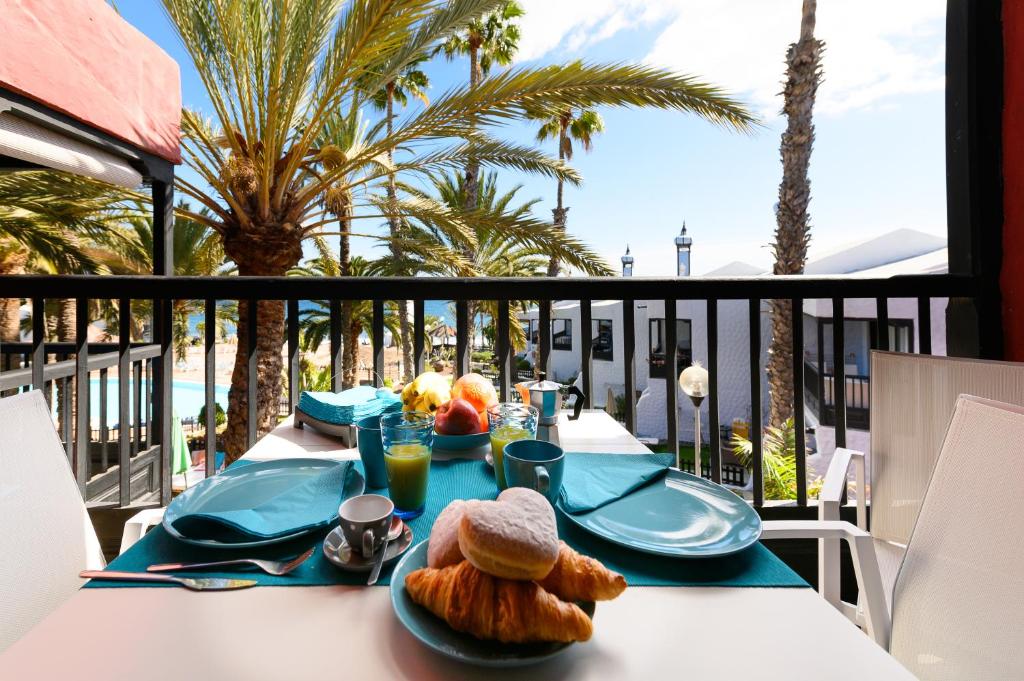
xmin=0 ymin=391 xmax=104 ymax=652
xmin=870 ymin=352 xmax=1024 ymax=544
xmin=890 ymin=396 xmax=1024 ymax=679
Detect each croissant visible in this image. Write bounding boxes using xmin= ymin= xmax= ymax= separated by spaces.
xmin=405 ymin=561 xmax=593 ymax=643
xmin=537 ymin=542 xmax=627 ymax=602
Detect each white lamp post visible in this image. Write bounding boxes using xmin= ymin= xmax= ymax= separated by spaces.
xmin=679 ymin=362 xmax=710 ymax=476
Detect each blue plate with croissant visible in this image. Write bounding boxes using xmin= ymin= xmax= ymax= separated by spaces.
xmin=390 ymin=540 xmax=596 ymax=667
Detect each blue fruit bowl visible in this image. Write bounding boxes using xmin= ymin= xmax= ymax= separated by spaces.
xmin=432 ymin=431 xmax=490 ymax=451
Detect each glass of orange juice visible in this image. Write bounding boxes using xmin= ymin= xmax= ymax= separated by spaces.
xmin=381 ymin=411 xmax=434 ymax=519
xmin=487 ymin=404 xmax=538 ymax=490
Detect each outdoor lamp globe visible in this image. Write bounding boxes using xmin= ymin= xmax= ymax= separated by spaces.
xmin=679 ymin=362 xmax=709 ymax=399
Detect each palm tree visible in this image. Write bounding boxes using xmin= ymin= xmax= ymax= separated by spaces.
xmin=439 ymin=1 xmax=524 ymax=212
xmin=533 ymin=105 xmax=605 ymax=276
xmin=766 ymin=0 xmax=823 ymax=427
xmin=371 ymin=63 xmax=430 ymax=383
xmin=291 ymin=239 xmax=401 ymax=387
xmin=411 ymin=170 xmax=580 ymax=349
xmin=162 ymin=0 xmax=758 ymax=461
xmin=96 ymin=203 xmax=235 ymax=360
xmin=0 ymin=170 xmax=144 ymax=341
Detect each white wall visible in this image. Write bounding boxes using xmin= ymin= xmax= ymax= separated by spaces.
xmin=635 ymin=299 xmax=770 ymax=442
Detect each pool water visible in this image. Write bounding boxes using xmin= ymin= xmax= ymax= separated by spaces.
xmin=86 ymin=378 xmax=230 ymax=426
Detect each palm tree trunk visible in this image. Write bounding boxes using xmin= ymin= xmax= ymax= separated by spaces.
xmin=339 ymin=212 xmax=358 ymax=390
xmin=767 ymin=0 xmax=822 ymax=428
xmin=223 ymin=297 xmax=286 ymax=462
xmin=382 ymin=82 xmax=415 ymax=383
xmin=464 ymin=42 xmax=482 ymax=212
xmin=547 ymin=117 xmax=569 ymax=277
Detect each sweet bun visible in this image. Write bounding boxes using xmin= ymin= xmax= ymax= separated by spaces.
xmin=457 ymin=487 xmax=559 ymax=580
xmin=427 ymin=500 xmax=468 ymax=568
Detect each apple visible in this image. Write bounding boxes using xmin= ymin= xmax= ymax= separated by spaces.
xmin=435 ymin=398 xmax=483 ymax=435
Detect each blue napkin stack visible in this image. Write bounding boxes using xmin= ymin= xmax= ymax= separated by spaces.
xmin=298 ymin=386 xmax=402 ymax=425
xmin=170 ymin=461 xmax=355 ymax=543
xmin=558 ymin=453 xmax=672 ymax=514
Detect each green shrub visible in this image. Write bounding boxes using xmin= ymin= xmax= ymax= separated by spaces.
xmin=198 ymin=403 xmax=226 ymax=428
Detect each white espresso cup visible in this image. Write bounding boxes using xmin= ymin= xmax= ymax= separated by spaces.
xmin=338 ymin=494 xmax=394 ymax=559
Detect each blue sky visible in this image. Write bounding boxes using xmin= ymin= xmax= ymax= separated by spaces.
xmin=119 ymin=0 xmax=947 ymax=276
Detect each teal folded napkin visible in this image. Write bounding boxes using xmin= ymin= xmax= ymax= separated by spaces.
xmin=559 ymin=453 xmax=672 ymax=514
xmin=171 ymin=461 xmax=354 ymax=542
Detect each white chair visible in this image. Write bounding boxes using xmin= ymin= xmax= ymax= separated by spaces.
xmin=0 ymin=391 xmax=105 ymax=652
xmin=766 ymin=395 xmax=1024 ymax=679
xmin=813 ymin=352 xmax=1024 ymax=624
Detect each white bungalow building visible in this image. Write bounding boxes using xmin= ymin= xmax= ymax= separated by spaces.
xmin=519 ymin=227 xmax=949 ymax=468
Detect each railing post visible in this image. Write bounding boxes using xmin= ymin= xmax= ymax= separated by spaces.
xmin=330 ymin=299 xmax=342 ymax=392
xmin=580 ymin=300 xmax=593 ymax=409
xmin=832 ymin=298 xmax=847 ymax=450
xmin=622 ymin=299 xmax=636 ymax=435
xmin=74 ymin=297 xmax=89 ymax=495
xmin=288 ymin=299 xmax=299 ymax=410
xmin=792 ymin=298 xmax=807 ymax=507
xmin=99 ymin=367 xmax=109 ymax=472
xmin=455 ymin=301 xmax=469 ymax=378
xmin=876 ymin=297 xmax=889 ymax=351
xmin=132 ymin=360 xmax=142 ymax=454
xmin=246 ymin=299 xmax=258 ymax=449
xmin=157 ymin=298 xmax=173 ymax=504
xmin=749 ymin=298 xmax=763 ymax=507
xmin=31 ymin=296 xmax=44 ymax=392
xmin=372 ymin=300 xmax=384 ymax=387
xmin=664 ymin=299 xmax=678 ymax=465
xmin=707 ymin=299 xmax=721 ymax=484
xmin=496 ymin=300 xmax=511 ymax=401
xmin=917 ymin=297 xmax=932 ymax=354
xmin=118 ymin=298 xmax=131 ymax=507
xmin=205 ymin=298 xmax=218 ymax=479
xmin=413 ymin=300 xmax=425 ymax=376
xmin=538 ymin=301 xmax=551 ymax=378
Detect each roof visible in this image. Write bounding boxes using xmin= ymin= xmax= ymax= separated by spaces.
xmin=802 ymin=229 xmax=946 ymax=275
xmin=0 ymin=1 xmax=181 ymax=164
xmin=700 ymin=261 xmax=764 ymax=277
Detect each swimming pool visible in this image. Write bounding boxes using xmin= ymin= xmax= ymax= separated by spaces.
xmin=86 ymin=378 xmax=230 ymax=426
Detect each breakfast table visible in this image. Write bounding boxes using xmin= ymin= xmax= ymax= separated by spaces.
xmin=0 ymin=411 xmax=913 ymax=680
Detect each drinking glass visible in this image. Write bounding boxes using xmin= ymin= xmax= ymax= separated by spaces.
xmin=381 ymin=410 xmax=434 ymax=520
xmin=487 ymin=403 xmax=538 ymax=490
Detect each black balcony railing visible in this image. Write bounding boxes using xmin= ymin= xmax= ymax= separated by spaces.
xmin=0 ymin=273 xmax=976 ymax=510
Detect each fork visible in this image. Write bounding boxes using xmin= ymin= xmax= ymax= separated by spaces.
xmin=80 ymin=570 xmax=256 ymax=591
xmin=146 ymin=547 xmax=315 ymax=576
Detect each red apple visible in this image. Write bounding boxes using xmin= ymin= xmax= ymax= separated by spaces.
xmin=435 ymin=398 xmax=482 ymax=435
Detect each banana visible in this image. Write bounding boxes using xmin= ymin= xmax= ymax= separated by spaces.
xmin=402 ymin=371 xmax=451 ymax=413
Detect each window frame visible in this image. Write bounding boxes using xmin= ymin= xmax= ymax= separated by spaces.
xmin=593 ymin=318 xmax=614 ymax=362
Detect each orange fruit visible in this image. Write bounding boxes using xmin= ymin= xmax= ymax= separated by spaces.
xmin=452 ymin=373 xmax=498 ymax=414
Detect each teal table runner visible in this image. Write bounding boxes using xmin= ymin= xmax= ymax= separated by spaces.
xmin=87 ymin=455 xmax=807 ymax=589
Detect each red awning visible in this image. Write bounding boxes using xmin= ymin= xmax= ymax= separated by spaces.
xmin=0 ymin=0 xmax=181 ymax=165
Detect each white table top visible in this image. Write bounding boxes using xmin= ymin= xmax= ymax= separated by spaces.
xmin=0 ymin=411 xmax=913 ymax=680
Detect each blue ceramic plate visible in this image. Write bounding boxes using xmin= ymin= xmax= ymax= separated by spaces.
xmin=558 ymin=469 xmax=762 ymax=558
xmin=163 ymin=458 xmax=364 ymax=549
xmin=391 ymin=541 xmax=595 ymax=667
xmin=432 ymin=430 xmax=490 ymax=452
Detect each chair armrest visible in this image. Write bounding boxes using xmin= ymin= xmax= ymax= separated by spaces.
xmin=762 ymin=520 xmax=889 ymax=650
xmin=819 ymin=448 xmax=867 ymax=531
xmin=119 ymin=508 xmax=165 ymax=555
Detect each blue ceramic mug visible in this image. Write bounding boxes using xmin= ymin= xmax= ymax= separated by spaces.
xmin=356 ymin=414 xmax=388 ymax=488
xmin=502 ymin=440 xmax=565 ymax=503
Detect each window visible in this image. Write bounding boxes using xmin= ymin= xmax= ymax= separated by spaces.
xmin=649 ymin=319 xmax=692 ymax=378
xmin=552 ymin=319 xmax=572 ymax=350
xmin=593 ymin=319 xmax=613 ymax=361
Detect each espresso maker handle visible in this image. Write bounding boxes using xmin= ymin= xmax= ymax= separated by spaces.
xmin=566 ymin=386 xmax=586 ymax=421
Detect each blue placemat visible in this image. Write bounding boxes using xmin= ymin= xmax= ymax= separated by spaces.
xmin=86 ymin=455 xmax=807 ymax=589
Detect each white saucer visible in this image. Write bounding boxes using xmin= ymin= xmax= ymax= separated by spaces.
xmin=322 ymin=522 xmax=414 ymax=572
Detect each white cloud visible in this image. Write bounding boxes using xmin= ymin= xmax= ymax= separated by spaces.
xmin=517 ymin=0 xmax=946 ymax=117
